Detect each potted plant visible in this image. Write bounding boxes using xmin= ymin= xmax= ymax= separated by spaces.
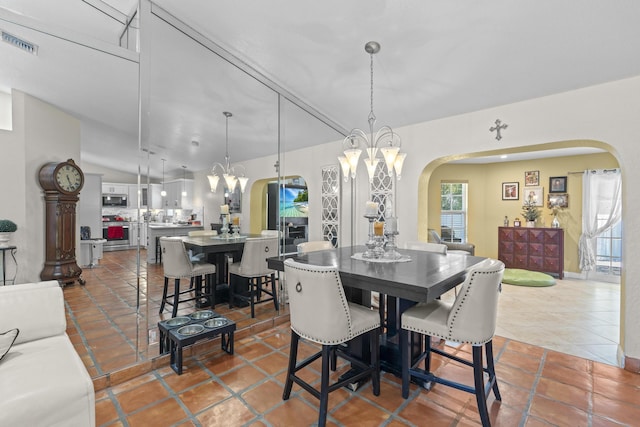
xmin=521 ymin=200 xmax=541 ymax=227
xmin=0 ymin=219 xmax=17 ymax=248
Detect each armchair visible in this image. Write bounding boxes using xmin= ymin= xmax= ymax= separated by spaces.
xmin=428 ymin=228 xmax=475 ymax=255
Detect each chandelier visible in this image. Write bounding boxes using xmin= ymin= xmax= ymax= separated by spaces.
xmin=338 ymin=41 xmax=405 ymax=182
xmin=207 ymin=111 xmax=248 ymax=193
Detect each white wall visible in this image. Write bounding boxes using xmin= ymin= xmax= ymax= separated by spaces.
xmin=0 ymin=90 xmax=81 ymax=283
xmin=254 ymin=76 xmax=640 ymax=364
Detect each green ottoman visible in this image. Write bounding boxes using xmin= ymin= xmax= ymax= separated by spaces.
xmin=502 ymin=268 xmax=556 ymax=287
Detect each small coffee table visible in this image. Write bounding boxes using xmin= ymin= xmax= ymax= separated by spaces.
xmin=162 ymin=313 xmax=236 ymax=375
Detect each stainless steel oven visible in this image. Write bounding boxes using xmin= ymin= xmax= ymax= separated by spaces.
xmin=102 ymin=222 xmax=130 ymax=251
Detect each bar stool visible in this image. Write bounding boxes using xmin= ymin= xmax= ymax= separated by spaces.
xmin=400 ymin=259 xmax=505 ymax=427
xmin=283 ymin=259 xmax=380 ymax=427
xmin=296 ymin=240 xmax=333 ymax=253
xmin=159 ymin=237 xmax=217 ymax=317
xmin=228 ymin=237 xmax=278 ymax=317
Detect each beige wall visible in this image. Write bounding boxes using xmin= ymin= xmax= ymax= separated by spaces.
xmin=427 ymin=152 xmax=619 ymax=273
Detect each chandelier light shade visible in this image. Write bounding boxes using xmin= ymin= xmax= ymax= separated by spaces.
xmin=339 ymin=41 xmax=404 ymax=182
xmin=207 ymin=111 xmax=248 ymax=193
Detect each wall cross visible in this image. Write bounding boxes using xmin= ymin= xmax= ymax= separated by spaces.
xmin=490 ymin=119 xmax=508 ymax=141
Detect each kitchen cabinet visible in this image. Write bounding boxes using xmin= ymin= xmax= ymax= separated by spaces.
xmin=498 ymin=227 xmax=564 ymax=279
xmin=127 ymin=183 xmax=162 ymax=209
xmin=129 ymin=221 xmax=148 ymax=247
xmin=162 ymin=179 xmax=193 ymax=210
xmin=147 ymin=224 xmax=203 ymax=263
xmin=102 ymin=182 xmax=128 ymax=195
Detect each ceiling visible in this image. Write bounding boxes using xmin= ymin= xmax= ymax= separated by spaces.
xmin=1 ymin=0 xmax=638 ymax=178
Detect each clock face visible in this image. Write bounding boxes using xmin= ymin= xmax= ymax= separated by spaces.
xmin=56 ymin=164 xmax=83 ymax=193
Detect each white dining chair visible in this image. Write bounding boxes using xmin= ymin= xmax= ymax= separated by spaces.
xmin=159 ymin=237 xmax=217 ymax=317
xmin=283 ymin=259 xmax=380 ymax=427
xmin=403 ymin=241 xmax=448 ymax=254
xmin=228 ymin=237 xmax=279 ymax=317
xmin=296 ymin=240 xmax=333 ymax=253
xmin=400 ymin=258 xmax=505 ymax=427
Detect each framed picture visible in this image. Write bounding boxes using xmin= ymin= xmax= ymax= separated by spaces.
xmin=502 ymin=182 xmax=519 ymax=200
xmin=549 ymin=176 xmax=567 ymax=193
xmin=523 ymin=186 xmax=544 ymax=207
xmin=524 ymin=170 xmax=539 ymax=186
xmin=513 ymin=219 xmax=521 ymax=227
xmin=548 ymin=193 xmax=569 ymax=208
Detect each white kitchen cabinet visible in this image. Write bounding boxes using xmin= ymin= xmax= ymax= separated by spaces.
xmin=102 ymin=182 xmax=128 ymax=195
xmin=126 ymin=183 xmax=163 ymax=209
xmin=129 ymin=221 xmax=148 ymax=247
xmin=162 ymin=179 xmax=193 ymax=210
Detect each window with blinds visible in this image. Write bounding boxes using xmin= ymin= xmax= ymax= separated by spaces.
xmin=440 ymin=183 xmax=467 ymax=242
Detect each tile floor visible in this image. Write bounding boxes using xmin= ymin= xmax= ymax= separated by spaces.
xmin=67 ymin=250 xmax=636 ymax=426
xmin=94 ymin=323 xmax=640 ymax=426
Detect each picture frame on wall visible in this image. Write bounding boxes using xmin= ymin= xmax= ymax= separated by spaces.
xmin=502 ymin=182 xmax=519 ymax=200
xmin=226 ymin=185 xmax=242 ymax=213
xmin=548 ymin=193 xmax=569 ymax=208
xmin=523 ymin=186 xmax=544 ymax=207
xmin=524 ymin=170 xmax=539 ymax=186
xmin=549 ymin=176 xmax=567 ymax=193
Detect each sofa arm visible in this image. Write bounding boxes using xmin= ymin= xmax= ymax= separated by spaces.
xmin=0 ymin=281 xmax=66 ymax=345
xmin=444 ymin=242 xmax=475 ymax=255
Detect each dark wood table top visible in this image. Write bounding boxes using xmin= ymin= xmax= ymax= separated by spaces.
xmin=180 ymin=234 xmax=263 ymax=254
xmin=267 ymin=245 xmax=486 ymax=303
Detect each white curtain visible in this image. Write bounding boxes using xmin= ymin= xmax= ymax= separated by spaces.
xmin=579 ymin=169 xmax=622 ymax=271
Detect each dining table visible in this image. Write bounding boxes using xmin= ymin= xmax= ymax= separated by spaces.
xmin=180 ymin=234 xmax=264 ymax=306
xmin=266 ymin=245 xmax=486 ymax=378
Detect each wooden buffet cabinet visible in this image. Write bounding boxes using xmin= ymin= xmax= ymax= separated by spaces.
xmin=498 ymin=227 xmax=564 ymax=279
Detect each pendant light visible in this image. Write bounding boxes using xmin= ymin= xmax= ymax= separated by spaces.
xmin=160 ymin=158 xmax=167 ymax=197
xmin=338 ymin=41 xmax=404 ymax=182
xmin=181 ymin=165 xmax=187 ymax=197
xmin=207 ymin=111 xmax=249 ymax=193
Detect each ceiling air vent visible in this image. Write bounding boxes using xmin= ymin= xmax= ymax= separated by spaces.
xmin=1 ymin=30 xmax=38 ymax=55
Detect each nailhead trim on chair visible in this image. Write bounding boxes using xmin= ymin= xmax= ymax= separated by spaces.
xmin=286 ymin=262 xmax=380 ymax=345
xmin=402 ymin=264 xmax=503 ymax=346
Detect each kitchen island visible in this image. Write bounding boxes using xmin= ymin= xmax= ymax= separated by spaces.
xmin=147 ymin=223 xmax=204 ymax=264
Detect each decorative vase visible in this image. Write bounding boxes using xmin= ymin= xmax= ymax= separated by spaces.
xmin=0 ymin=232 xmax=12 ymax=248
xmin=551 ymin=215 xmax=560 ymax=228
xmin=526 ymin=221 xmax=535 ymax=228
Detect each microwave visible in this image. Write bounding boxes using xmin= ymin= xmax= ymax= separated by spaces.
xmin=102 ymin=194 xmax=128 ymax=207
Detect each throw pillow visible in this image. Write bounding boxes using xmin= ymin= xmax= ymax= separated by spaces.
xmin=0 ymin=328 xmax=19 ymax=362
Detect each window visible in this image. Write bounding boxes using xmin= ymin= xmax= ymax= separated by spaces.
xmin=440 ymin=183 xmax=467 ymax=242
xmin=595 ymin=218 xmax=622 ymax=276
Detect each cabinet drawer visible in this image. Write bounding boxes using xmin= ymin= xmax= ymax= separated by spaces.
xmin=529 ymin=243 xmax=543 ymax=257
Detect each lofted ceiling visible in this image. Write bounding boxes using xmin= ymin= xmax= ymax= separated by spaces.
xmin=1 ymin=0 xmax=638 ymax=178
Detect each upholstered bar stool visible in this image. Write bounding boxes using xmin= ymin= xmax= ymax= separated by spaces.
xmin=159 ymin=237 xmax=217 ymax=317
xmin=296 ymin=240 xmax=333 ymax=253
xmin=400 ymin=259 xmax=505 ymax=427
xmin=228 ymin=237 xmax=279 ymax=318
xmin=282 ymin=259 xmax=380 ymax=427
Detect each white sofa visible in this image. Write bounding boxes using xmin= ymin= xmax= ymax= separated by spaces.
xmin=0 ymin=281 xmax=95 ymax=426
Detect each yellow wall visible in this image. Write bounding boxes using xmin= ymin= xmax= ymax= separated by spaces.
xmin=428 ymin=152 xmax=619 ymax=273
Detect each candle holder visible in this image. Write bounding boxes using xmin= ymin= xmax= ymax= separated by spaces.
xmin=232 ymin=224 xmax=240 ymax=237
xmin=384 ymin=230 xmax=402 ymax=260
xmin=363 ymin=214 xmax=378 ymax=258
xmin=220 ymin=215 xmax=230 ymax=239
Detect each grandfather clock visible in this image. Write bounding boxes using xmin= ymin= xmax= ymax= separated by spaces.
xmin=38 ymin=159 xmax=85 ymax=286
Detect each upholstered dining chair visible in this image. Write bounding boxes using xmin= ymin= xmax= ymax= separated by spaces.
xmin=282 ymin=259 xmax=380 ymax=427
xmin=403 ymin=241 xmax=448 ymax=254
xmin=400 ymin=258 xmax=505 ymax=427
xmin=159 ymin=237 xmax=217 ymax=317
xmin=296 ymin=240 xmax=333 ymax=253
xmin=228 ymin=237 xmax=279 ymax=318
